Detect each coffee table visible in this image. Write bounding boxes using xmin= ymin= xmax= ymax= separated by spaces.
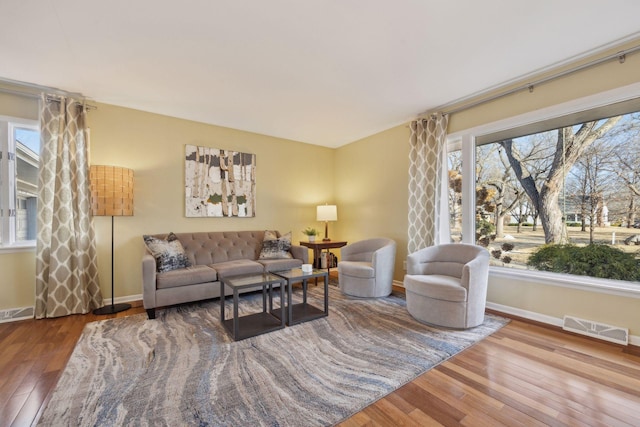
xmin=220 ymin=273 xmax=285 ymax=341
xmin=272 ymin=268 xmax=328 ymax=325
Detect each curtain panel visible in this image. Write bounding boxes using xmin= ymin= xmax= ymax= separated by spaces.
xmin=35 ymin=95 xmax=102 ymax=318
xmin=408 ymin=115 xmax=450 ymax=253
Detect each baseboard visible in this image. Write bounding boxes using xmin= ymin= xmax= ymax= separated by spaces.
xmin=486 ymin=301 xmax=640 ymax=346
xmin=3 ymin=291 xmax=637 ymax=348
xmin=112 ymin=294 xmax=142 ymax=305
xmin=392 ymin=280 xmax=405 ymax=294
xmin=0 ymin=294 xmax=144 ymax=324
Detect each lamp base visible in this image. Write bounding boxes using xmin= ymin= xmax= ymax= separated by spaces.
xmin=93 ymin=303 xmax=131 ymax=315
xmin=322 ymin=238 xmax=331 ymax=241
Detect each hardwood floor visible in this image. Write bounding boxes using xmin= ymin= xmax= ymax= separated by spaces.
xmin=339 ymin=319 xmax=640 ymax=427
xmin=0 ymin=302 xmax=147 ymax=427
xmin=1 ymin=301 xmax=639 ymax=426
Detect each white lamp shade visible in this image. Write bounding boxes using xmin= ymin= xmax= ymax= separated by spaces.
xmin=317 ymin=205 xmax=337 ymax=221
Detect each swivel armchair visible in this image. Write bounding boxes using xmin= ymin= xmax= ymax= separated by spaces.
xmin=338 ymin=238 xmax=396 ymax=297
xmin=404 ymin=243 xmax=489 ymax=328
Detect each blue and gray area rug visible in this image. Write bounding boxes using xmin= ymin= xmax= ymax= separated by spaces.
xmin=38 ymin=286 xmax=508 ymax=426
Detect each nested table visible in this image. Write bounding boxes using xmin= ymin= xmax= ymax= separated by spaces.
xmin=220 ymin=273 xmax=285 ymax=341
xmin=272 ymin=268 xmax=328 ymax=325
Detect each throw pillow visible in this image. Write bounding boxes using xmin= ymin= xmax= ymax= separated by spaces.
xmin=143 ymin=232 xmax=192 ymax=273
xmin=259 ymin=230 xmax=293 ymax=259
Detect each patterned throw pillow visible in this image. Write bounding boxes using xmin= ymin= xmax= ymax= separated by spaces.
xmin=259 ymin=230 xmax=293 ymax=259
xmin=143 ymin=232 xmax=192 ymax=273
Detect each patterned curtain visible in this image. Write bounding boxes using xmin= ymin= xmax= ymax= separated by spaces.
xmin=408 ymin=114 xmax=450 ymax=253
xmin=35 ymin=95 xmax=102 ymax=318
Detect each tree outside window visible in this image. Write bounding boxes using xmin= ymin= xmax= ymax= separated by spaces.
xmin=465 ymin=111 xmax=640 ymax=283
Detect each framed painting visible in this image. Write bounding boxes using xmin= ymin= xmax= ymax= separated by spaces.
xmin=185 ymin=145 xmax=256 ymax=217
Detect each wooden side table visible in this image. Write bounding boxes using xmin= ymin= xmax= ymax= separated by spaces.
xmin=299 ymin=240 xmax=347 ymax=276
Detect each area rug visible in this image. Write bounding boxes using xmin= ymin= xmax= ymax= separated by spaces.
xmin=38 ymin=286 xmax=508 ymax=426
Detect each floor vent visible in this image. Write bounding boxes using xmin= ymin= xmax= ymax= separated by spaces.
xmin=0 ymin=306 xmax=33 ymax=323
xmin=562 ymin=315 xmax=628 ymax=345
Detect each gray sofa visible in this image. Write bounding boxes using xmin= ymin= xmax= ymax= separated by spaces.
xmin=142 ymin=231 xmax=308 ymax=319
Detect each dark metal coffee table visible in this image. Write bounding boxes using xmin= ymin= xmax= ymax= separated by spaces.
xmin=272 ymin=268 xmax=328 ymax=325
xmin=220 ymin=273 xmax=285 ymax=341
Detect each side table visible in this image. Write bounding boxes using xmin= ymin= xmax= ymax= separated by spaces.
xmin=272 ymin=268 xmax=328 ymax=325
xmin=300 ymin=240 xmax=347 ymax=276
xmin=220 ymin=273 xmax=285 ymax=341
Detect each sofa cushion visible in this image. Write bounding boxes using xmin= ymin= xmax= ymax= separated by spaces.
xmin=258 ymin=258 xmax=303 ymax=272
xmin=404 ymin=274 xmax=467 ymax=302
xmin=143 ymin=232 xmax=192 ymax=273
xmin=156 ymin=265 xmax=217 ymax=289
xmin=211 ymin=259 xmax=264 ymax=278
xmin=259 ymin=230 xmax=293 ymax=259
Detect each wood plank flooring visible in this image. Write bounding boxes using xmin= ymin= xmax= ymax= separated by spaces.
xmin=339 ymin=319 xmax=640 ymax=427
xmin=1 ymin=299 xmax=639 ymax=426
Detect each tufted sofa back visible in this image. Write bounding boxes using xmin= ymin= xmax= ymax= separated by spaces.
xmin=150 ymin=231 xmax=270 ymax=266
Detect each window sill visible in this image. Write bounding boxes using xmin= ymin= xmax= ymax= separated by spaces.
xmin=489 ymin=266 xmax=640 ymax=299
xmin=0 ymin=242 xmax=36 ymax=254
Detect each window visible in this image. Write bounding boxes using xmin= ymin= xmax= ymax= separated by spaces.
xmin=447 ymin=149 xmax=462 ymax=242
xmin=448 ymin=84 xmax=640 ymax=294
xmin=0 ymin=117 xmax=39 ymax=248
xmin=476 ymin=112 xmax=640 ymax=280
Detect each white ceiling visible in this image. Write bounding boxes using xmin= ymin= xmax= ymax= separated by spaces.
xmin=2 ymin=1 xmax=640 ymax=147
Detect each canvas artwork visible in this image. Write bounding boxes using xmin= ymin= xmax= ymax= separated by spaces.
xmin=185 ymin=145 xmax=256 ymax=217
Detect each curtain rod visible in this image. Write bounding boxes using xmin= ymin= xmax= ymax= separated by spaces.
xmin=0 ymin=77 xmax=97 ymax=110
xmin=44 ymin=94 xmax=97 ymax=111
xmin=419 ymin=43 xmax=640 ymax=119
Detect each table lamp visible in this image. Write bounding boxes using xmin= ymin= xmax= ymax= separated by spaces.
xmin=316 ymin=204 xmax=337 ymax=242
xmin=90 ymin=165 xmax=134 ymax=315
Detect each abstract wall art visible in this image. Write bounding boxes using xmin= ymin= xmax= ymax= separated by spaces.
xmin=185 ymin=145 xmax=256 ymax=217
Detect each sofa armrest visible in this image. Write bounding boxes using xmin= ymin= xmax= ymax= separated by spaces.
xmin=142 ymin=253 xmax=157 ymax=309
xmin=290 ymin=245 xmax=308 ymax=264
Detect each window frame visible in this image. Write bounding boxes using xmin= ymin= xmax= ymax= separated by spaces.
xmin=446 ymin=82 xmax=640 ymax=299
xmin=0 ymin=115 xmax=39 ymax=253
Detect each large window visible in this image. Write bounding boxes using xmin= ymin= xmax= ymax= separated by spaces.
xmin=0 ymin=117 xmax=39 ymax=248
xmin=476 ymin=112 xmax=640 ymax=279
xmin=448 ymin=86 xmax=640 ymax=292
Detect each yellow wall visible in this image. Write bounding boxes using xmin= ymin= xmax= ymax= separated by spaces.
xmin=0 ymin=97 xmax=334 ymax=309
xmin=334 ymin=124 xmax=409 ymax=280
xmin=487 ymin=276 xmax=640 ymax=333
xmin=0 ymin=90 xmax=39 ymax=120
xmin=0 ymin=249 xmax=35 ymax=310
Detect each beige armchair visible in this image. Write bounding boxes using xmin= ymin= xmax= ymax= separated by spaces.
xmin=338 ymin=238 xmax=396 ymax=297
xmin=403 ymin=243 xmax=489 ymax=328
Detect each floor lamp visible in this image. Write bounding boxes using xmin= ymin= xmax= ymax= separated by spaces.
xmin=90 ymin=165 xmax=134 ymax=315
